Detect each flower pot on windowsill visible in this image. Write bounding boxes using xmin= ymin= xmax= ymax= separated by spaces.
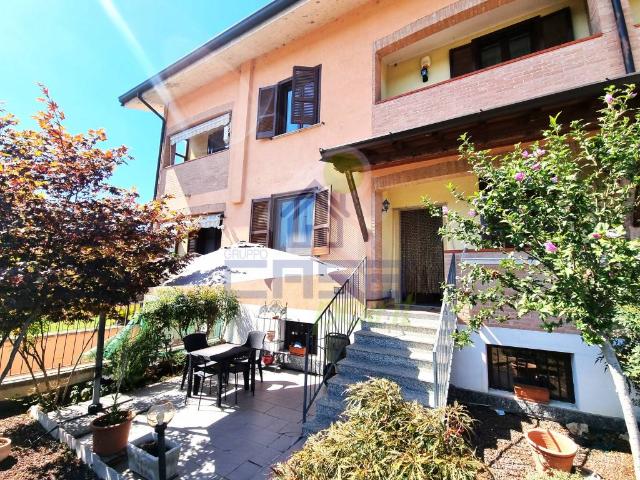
xmin=514 ymin=384 xmax=550 ymax=404
xmin=526 ymin=428 xmax=578 ymax=473
xmin=0 ymin=437 xmax=11 ymax=463
xmin=91 ymin=410 xmax=134 ymax=456
xmin=128 ymin=432 xmax=181 ymax=480
xmin=289 ymin=345 xmax=306 ymax=356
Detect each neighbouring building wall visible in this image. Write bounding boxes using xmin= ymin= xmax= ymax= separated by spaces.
xmin=451 ymin=326 xmax=633 ymax=419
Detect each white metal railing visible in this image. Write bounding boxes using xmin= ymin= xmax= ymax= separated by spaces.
xmin=432 ymin=253 xmax=457 ymax=408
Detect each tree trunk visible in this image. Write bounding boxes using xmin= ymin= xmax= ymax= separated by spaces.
xmin=0 ymin=318 xmax=32 ymax=384
xmin=601 ymin=340 xmax=640 ymax=479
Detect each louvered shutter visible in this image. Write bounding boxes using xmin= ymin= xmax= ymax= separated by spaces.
xmin=256 ymin=85 xmax=278 ymax=139
xmin=449 ymin=44 xmax=475 ymax=78
xmin=249 ymin=198 xmax=271 ymax=246
xmin=540 ymin=8 xmax=573 ymax=50
xmin=291 ymin=65 xmax=321 ymax=125
xmin=312 ymin=186 xmax=331 ymax=256
xmin=187 ymin=231 xmax=198 ymax=253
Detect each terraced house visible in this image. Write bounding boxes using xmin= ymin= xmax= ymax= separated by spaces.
xmin=119 ymin=0 xmax=640 ymax=431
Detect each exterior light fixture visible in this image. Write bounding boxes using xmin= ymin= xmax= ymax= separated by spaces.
xmin=146 ymin=401 xmax=176 ymax=480
xmin=420 ymin=55 xmax=431 ymax=83
xmin=382 ymin=199 xmax=391 ymax=213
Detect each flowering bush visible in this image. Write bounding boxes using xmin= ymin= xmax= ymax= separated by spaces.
xmin=424 ymin=85 xmax=640 ymax=477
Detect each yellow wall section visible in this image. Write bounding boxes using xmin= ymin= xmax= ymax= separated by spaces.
xmin=380 ymin=174 xmax=477 ymax=297
xmin=382 ymin=0 xmax=591 ymax=99
xmin=630 ymin=0 xmax=640 ymax=24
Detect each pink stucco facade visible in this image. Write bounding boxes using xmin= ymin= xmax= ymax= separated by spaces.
xmin=149 ymin=0 xmax=637 ymax=314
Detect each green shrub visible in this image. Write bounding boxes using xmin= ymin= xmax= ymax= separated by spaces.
xmin=272 ymin=378 xmax=483 ymax=480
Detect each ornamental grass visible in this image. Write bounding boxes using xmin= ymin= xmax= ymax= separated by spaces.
xmin=272 ymin=378 xmax=483 ymax=480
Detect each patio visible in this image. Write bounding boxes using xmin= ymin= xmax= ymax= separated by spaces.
xmin=37 ymin=367 xmax=308 ymax=479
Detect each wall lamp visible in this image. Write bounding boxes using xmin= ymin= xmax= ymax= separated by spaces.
xmin=382 ymin=199 xmax=391 ymax=213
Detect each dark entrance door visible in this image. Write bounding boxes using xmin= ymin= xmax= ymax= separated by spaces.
xmin=400 ymin=209 xmax=444 ymax=305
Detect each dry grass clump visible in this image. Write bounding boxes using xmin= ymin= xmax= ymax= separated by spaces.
xmin=272 ymin=378 xmax=483 ymax=480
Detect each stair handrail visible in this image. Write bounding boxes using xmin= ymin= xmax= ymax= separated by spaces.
xmin=432 ymin=253 xmax=457 ymax=408
xmin=302 ymin=257 xmax=367 ymax=423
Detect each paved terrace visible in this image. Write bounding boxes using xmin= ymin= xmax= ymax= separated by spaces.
xmin=41 ymin=368 xmax=309 ymax=479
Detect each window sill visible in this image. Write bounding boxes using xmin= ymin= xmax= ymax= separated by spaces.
xmin=488 ymin=388 xmax=576 ymax=408
xmin=270 ymin=122 xmax=323 ymax=140
xmin=377 ymin=33 xmax=603 ymax=105
xmin=166 ymin=148 xmax=229 ymax=169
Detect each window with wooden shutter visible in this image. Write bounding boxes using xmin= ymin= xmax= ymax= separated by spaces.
xmin=291 ymin=65 xmax=321 ymax=126
xmin=249 ymin=198 xmax=271 ymax=246
xmin=312 ymin=186 xmax=331 ymax=256
xmin=256 ymin=85 xmax=278 ymax=139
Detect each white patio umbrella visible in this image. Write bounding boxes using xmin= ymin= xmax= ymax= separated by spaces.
xmin=163 ymin=241 xmax=344 ymax=286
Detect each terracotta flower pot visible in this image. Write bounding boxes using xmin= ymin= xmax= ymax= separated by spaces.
xmin=289 ymin=345 xmax=306 ymax=356
xmin=0 ymin=437 xmax=11 ymax=463
xmin=526 ymin=428 xmax=578 ymax=473
xmin=514 ymin=384 xmax=550 ymax=404
xmin=91 ymin=410 xmax=134 ymax=456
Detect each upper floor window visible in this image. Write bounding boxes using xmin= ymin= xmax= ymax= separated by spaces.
xmin=450 ymin=8 xmax=574 ymax=78
xmin=170 ymin=112 xmax=230 ymax=165
xmin=249 ymin=187 xmax=331 ymax=256
xmin=256 ymin=65 xmax=321 ymax=139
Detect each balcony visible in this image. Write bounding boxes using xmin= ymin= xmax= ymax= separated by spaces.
xmin=372 ymin=0 xmax=619 ymax=136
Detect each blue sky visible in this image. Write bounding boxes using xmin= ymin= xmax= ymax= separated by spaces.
xmin=0 ymin=0 xmax=270 ymax=202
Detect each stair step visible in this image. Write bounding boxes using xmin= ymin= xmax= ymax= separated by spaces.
xmin=363 ymin=310 xmax=440 ymax=336
xmin=302 ymin=417 xmax=332 ymax=436
xmin=354 ymin=329 xmax=435 ymax=352
xmin=316 ymin=395 xmax=346 ymax=419
xmin=345 ymin=343 xmax=433 ymax=369
xmin=368 ymin=308 xmax=441 ymax=323
xmin=326 ymin=374 xmax=432 ymax=407
xmin=336 ymin=358 xmax=434 ymax=396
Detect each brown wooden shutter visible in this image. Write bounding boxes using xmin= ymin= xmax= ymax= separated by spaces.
xmin=540 ymin=8 xmax=573 ymax=50
xmin=291 ymin=65 xmax=321 ymax=125
xmin=187 ymin=231 xmax=198 ymax=253
xmin=312 ymin=186 xmax=331 ymax=256
xmin=449 ymin=44 xmax=475 ymax=78
xmin=256 ymin=85 xmax=278 ymax=139
xmin=249 ymin=198 xmax=271 ymax=246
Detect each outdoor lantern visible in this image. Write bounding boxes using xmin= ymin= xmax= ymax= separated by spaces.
xmin=382 ymin=198 xmax=391 ymax=213
xmin=147 ymin=401 xmax=176 ymax=480
xmin=420 ymin=55 xmax=431 ymax=83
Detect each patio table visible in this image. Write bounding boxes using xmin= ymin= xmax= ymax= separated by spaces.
xmin=186 ymin=343 xmax=255 ymax=407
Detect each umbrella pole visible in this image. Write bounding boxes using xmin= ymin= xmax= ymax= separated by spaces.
xmin=89 ymin=311 xmax=107 ymax=414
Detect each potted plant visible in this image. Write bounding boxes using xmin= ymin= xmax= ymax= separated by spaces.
xmin=91 ymin=335 xmax=134 ymax=456
xmin=263 ymin=353 xmax=275 ymax=366
xmin=526 ymin=428 xmax=578 ymax=472
xmin=0 ymin=437 xmax=11 ymax=463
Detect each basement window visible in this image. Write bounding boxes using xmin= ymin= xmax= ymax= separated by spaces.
xmin=487 ymin=345 xmax=575 ymax=403
xmin=170 ymin=112 xmax=230 ymax=165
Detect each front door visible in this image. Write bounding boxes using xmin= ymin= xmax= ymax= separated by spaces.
xmin=400 ymin=209 xmax=444 ymax=305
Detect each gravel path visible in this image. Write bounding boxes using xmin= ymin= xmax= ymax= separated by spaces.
xmin=0 ymin=414 xmax=96 ymax=480
xmin=467 ymin=404 xmax=634 ymax=480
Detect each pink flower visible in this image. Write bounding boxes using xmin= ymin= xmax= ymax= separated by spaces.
xmin=468 ymin=209 xmax=477 ymax=217
xmin=605 ymin=93 xmax=614 ymax=105
xmin=514 ymin=172 xmax=526 ymax=182
xmin=442 ymin=206 xmax=449 ymax=215
xmin=531 ymin=163 xmax=541 ymax=171
xmin=522 ymin=150 xmax=530 ymax=158
xmin=534 ymin=148 xmax=546 ymax=157
xmin=591 ymin=232 xmax=602 ymax=240
xmin=551 ymin=176 xmax=558 ymax=183
xmin=544 ymin=241 xmax=558 ymax=253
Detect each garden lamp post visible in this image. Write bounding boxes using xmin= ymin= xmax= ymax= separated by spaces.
xmin=146 ymin=401 xmax=176 ymax=480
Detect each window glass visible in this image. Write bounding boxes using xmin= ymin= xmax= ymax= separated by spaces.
xmin=479 ymin=42 xmax=502 ymax=68
xmin=276 ymin=81 xmax=302 ymax=135
xmin=207 ymin=127 xmax=226 ymax=154
xmin=173 ymin=140 xmax=188 ymax=165
xmin=272 ymin=193 xmax=314 ymax=253
xmin=508 ymin=32 xmax=532 ymax=59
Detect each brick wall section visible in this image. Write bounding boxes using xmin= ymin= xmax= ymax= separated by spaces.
xmin=373 ymin=33 xmax=625 ymax=135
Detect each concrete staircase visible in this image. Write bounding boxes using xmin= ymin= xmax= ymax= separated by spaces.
xmin=303 ymin=308 xmax=440 ymax=435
